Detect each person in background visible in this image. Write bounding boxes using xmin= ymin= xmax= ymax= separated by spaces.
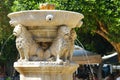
xmin=104 ymin=73 xmax=114 ymax=80
xmin=116 ymin=72 xmax=120 ymax=80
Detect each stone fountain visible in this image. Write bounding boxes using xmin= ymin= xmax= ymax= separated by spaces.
xmin=8 ymin=3 xmax=84 ymax=80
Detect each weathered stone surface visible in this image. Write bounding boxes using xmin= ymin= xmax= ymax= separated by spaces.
xmin=14 ymin=62 xmax=79 ymax=80
xmin=8 ymin=10 xmax=84 ymax=28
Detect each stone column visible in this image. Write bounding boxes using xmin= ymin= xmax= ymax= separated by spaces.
xmin=14 ymin=62 xmax=78 ymax=80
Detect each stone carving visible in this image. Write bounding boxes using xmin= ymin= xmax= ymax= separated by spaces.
xmin=13 ymin=24 xmax=44 ymax=61
xmin=68 ymin=29 xmax=77 ymax=61
xmin=44 ymin=25 xmax=76 ymax=63
xmin=39 ymin=3 xmax=55 ymax=10
xmin=13 ymin=24 xmax=76 ymax=63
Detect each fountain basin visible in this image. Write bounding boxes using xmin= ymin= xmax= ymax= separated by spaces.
xmin=8 ymin=10 xmax=84 ymax=42
xmin=8 ymin=10 xmax=84 ymax=28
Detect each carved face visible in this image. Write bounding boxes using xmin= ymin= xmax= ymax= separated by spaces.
xmin=13 ymin=24 xmax=22 ymax=36
xmin=58 ymin=26 xmax=70 ymax=36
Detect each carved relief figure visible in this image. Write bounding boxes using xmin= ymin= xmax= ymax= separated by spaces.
xmin=68 ymin=29 xmax=77 ymax=61
xmin=13 ymin=24 xmax=44 ymax=61
xmin=39 ymin=3 xmax=55 ymax=10
xmin=44 ymin=25 xmax=73 ymax=63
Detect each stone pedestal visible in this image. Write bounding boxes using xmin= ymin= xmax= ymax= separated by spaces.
xmin=14 ymin=62 xmax=79 ymax=80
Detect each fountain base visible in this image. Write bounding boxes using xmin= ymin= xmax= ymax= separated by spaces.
xmin=14 ymin=61 xmax=78 ymax=80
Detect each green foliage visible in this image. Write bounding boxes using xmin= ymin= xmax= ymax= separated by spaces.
xmin=11 ymin=0 xmax=40 ymax=11
xmin=0 ymin=0 xmax=18 ymax=76
xmin=6 ymin=77 xmax=12 ymax=80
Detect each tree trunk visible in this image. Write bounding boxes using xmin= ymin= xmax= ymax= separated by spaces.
xmin=96 ymin=21 xmax=120 ymax=62
xmin=111 ymin=43 xmax=120 ymax=60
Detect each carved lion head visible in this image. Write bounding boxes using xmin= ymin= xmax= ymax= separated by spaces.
xmin=58 ymin=26 xmax=71 ymax=37
xmin=13 ymin=24 xmax=22 ymax=36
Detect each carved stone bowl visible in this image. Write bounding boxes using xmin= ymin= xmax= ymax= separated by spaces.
xmin=8 ymin=10 xmax=84 ymax=42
